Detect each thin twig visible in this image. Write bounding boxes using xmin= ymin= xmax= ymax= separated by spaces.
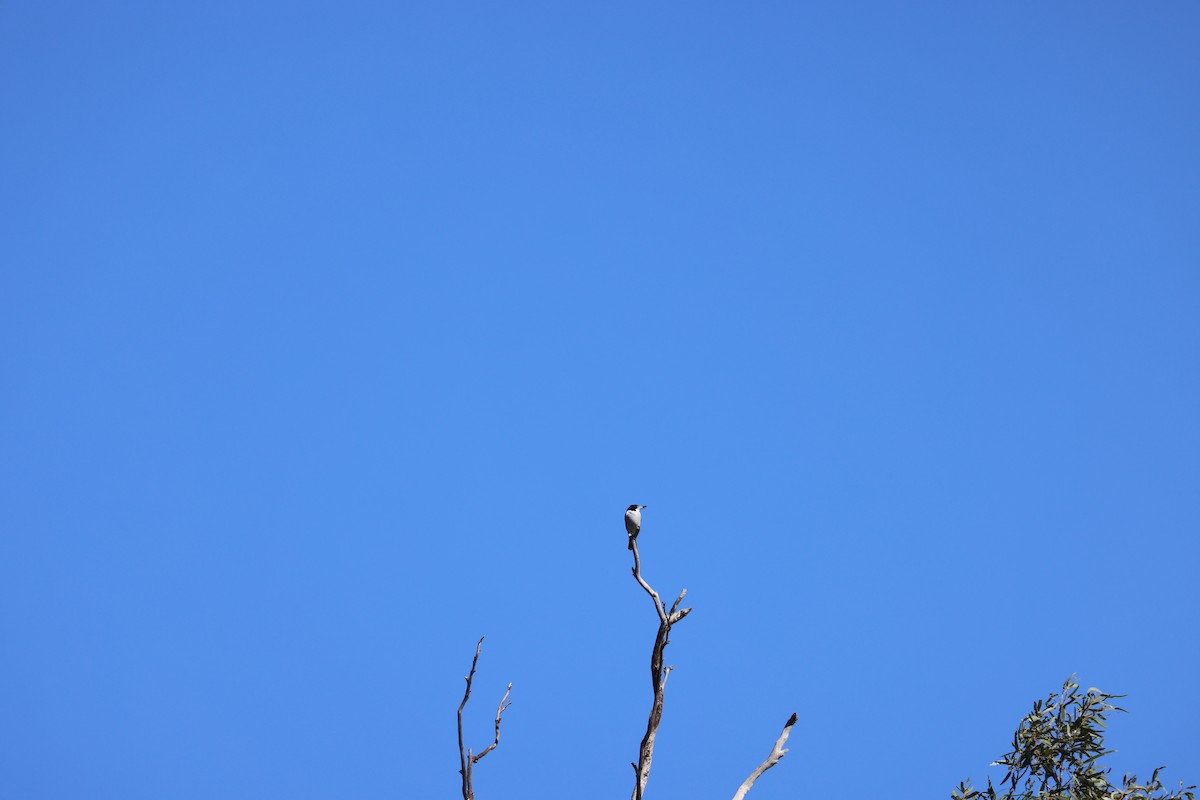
xmin=668 ymin=589 xmax=685 ymax=617
xmin=630 ymin=539 xmax=668 ymax=622
xmin=629 ymin=538 xmax=691 ymax=800
xmin=471 ymin=683 xmax=512 ymax=764
xmin=731 ymin=713 xmax=799 ymax=800
xmin=456 ymin=637 xmax=512 ymax=800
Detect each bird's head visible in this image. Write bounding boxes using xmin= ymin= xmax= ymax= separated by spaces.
xmin=627 ymin=504 xmax=647 ymax=511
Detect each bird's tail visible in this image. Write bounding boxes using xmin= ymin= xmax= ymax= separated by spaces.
xmin=627 ymin=535 xmax=635 ymax=551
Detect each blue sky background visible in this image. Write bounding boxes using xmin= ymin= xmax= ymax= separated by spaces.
xmin=2 ymin=2 xmax=1198 ymax=798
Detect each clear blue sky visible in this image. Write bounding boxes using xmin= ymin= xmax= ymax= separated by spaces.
xmin=2 ymin=3 xmax=1197 ymax=798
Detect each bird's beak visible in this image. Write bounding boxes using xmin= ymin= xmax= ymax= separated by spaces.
xmin=641 ymin=505 xmax=648 ymax=509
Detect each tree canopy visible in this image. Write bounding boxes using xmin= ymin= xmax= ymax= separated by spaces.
xmin=954 ymin=677 xmax=1194 ymax=800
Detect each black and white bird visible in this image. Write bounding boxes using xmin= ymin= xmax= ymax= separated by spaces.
xmin=625 ymin=504 xmax=647 ymax=550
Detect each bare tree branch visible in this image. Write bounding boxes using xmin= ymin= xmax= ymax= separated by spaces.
xmin=629 ymin=538 xmax=692 ymax=800
xmin=457 ymin=638 xmax=482 ymax=800
xmin=668 ymin=589 xmax=686 ymax=619
xmin=457 ymin=637 xmax=512 ymax=800
xmin=731 ymin=712 xmax=799 ymax=800
xmin=471 ymin=682 xmax=512 ymax=764
xmin=449 ymin=510 xmax=796 ymax=800
xmin=630 ymin=540 xmax=668 ymax=622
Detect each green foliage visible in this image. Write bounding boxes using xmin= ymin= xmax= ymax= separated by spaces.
xmin=953 ymin=676 xmax=1194 ymax=800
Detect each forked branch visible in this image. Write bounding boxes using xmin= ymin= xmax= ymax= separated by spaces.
xmin=457 ymin=637 xmax=512 ymax=800
xmin=629 ymin=538 xmax=692 ymax=800
xmin=731 ymin=712 xmax=799 ymax=800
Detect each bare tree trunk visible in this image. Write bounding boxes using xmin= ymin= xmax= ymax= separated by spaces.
xmin=449 ymin=512 xmax=797 ymax=800
xmin=731 ymin=713 xmax=799 ymax=800
xmin=628 ymin=539 xmax=691 ymax=800
xmin=457 ymin=637 xmax=512 ymax=800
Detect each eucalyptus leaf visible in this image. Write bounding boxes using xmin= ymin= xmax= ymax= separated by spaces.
xmin=950 ymin=677 xmax=1194 ymax=800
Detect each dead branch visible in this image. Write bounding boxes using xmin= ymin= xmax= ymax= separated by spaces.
xmin=629 ymin=538 xmax=692 ymax=800
xmin=731 ymin=712 xmax=799 ymax=800
xmin=457 ymin=637 xmax=512 ymax=800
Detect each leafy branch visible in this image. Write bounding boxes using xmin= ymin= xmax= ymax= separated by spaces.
xmin=954 ymin=676 xmax=1194 ymax=800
